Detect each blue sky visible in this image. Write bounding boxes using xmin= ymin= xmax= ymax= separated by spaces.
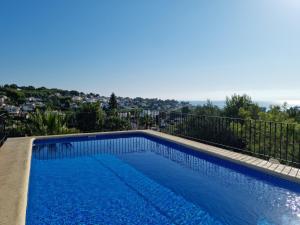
xmin=0 ymin=0 xmax=299 ymax=101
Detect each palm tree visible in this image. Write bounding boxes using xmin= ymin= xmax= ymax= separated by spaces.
xmin=28 ymin=109 xmax=74 ymax=135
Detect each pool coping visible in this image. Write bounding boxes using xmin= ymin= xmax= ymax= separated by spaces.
xmin=1 ymin=129 xmax=300 ymax=225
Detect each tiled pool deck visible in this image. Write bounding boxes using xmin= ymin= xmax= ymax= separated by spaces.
xmin=1 ymin=130 xmax=300 ymax=225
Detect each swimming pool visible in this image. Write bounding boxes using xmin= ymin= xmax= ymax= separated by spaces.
xmin=26 ymin=132 xmax=300 ymax=225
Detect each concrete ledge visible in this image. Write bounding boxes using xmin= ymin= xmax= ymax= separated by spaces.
xmin=1 ymin=130 xmax=300 ymax=225
xmin=0 ymin=137 xmax=33 ymax=225
xmin=143 ymin=130 xmax=300 ymax=184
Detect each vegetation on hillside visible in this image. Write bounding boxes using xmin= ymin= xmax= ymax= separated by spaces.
xmin=0 ymin=84 xmax=188 ymax=111
xmin=28 ymin=110 xmax=77 ymax=135
xmin=2 ymin=84 xmax=300 ymax=166
xmin=171 ymin=95 xmax=300 ymax=166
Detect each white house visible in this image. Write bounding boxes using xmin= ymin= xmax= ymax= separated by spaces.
xmin=21 ymin=103 xmax=35 ymax=112
xmin=86 ymin=98 xmax=97 ymax=103
xmin=4 ymin=105 xmax=21 ymax=115
xmin=72 ymin=96 xmax=82 ymax=102
xmin=26 ymin=97 xmax=42 ymax=102
xmin=0 ymin=96 xmax=8 ymax=106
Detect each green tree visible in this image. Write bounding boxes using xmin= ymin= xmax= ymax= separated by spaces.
xmin=108 ymin=93 xmax=118 ymax=111
xmin=104 ymin=115 xmax=131 ymax=131
xmin=76 ymin=103 xmax=105 ymax=132
xmin=70 ymin=90 xmax=79 ymax=96
xmin=5 ymin=88 xmax=26 ymax=105
xmin=287 ymin=106 xmax=300 ymax=123
xmin=224 ymin=94 xmax=260 ymax=119
xmin=59 ymin=97 xmax=72 ymax=110
xmin=105 ymin=93 xmax=131 ymax=131
xmin=181 ymin=106 xmax=191 ymax=114
xmin=194 ymin=100 xmax=221 ymax=116
xmin=259 ymin=104 xmax=295 ymax=123
xmin=8 ymin=84 xmax=18 ymax=89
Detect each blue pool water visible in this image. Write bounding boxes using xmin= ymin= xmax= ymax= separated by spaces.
xmin=26 ymin=133 xmax=300 ymax=225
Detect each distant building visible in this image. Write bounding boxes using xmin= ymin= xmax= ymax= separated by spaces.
xmin=101 ymin=102 xmax=109 ymax=109
xmin=85 ymin=98 xmax=97 ymax=103
xmin=72 ymin=96 xmax=82 ymax=102
xmin=26 ymin=97 xmax=42 ymax=102
xmin=21 ymin=103 xmax=35 ymax=112
xmin=70 ymin=103 xmax=79 ymax=110
xmin=0 ymin=96 xmax=8 ymax=106
xmin=35 ymin=102 xmax=45 ymax=108
xmin=4 ymin=105 xmax=20 ymax=115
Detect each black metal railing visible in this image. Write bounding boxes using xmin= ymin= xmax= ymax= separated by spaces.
xmin=158 ymin=112 xmax=300 ymax=167
xmin=3 ymin=110 xmax=300 ymax=167
xmin=0 ymin=113 xmax=7 ymax=147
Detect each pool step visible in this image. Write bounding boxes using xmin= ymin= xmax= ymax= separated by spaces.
xmin=93 ymin=155 xmax=222 ymax=225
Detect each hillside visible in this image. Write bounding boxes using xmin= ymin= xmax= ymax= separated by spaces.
xmin=0 ymin=84 xmax=190 ymax=112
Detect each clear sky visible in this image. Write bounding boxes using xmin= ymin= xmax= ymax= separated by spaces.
xmin=0 ymin=0 xmax=299 ymax=102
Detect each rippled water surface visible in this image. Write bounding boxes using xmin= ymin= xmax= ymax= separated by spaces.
xmin=26 ymin=133 xmax=300 ymax=225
